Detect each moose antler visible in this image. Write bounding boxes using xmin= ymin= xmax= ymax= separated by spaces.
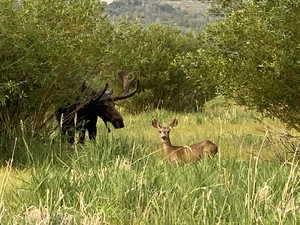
xmin=113 ymin=71 xmax=139 ymax=101
xmin=91 ymin=83 xmax=109 ymax=102
xmin=118 ymin=71 xmax=137 ymax=94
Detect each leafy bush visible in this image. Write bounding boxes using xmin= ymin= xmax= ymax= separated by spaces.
xmin=202 ymin=0 xmax=300 ymax=131
xmin=0 ymin=0 xmax=112 ymax=139
xmin=105 ymin=22 xmax=217 ymax=112
xmin=0 ymin=0 xmax=219 ymax=154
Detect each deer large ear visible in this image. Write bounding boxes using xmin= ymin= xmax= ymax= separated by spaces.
xmin=169 ymin=119 xmax=178 ymax=128
xmin=152 ymin=119 xmax=160 ymax=128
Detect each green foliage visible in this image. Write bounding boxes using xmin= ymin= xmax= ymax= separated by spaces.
xmin=0 ymin=0 xmax=219 ymax=145
xmin=172 ymin=49 xmax=218 ymax=111
xmin=202 ymin=0 xmax=300 ymax=131
xmin=105 ymin=22 xmax=217 ymax=112
xmin=0 ymin=0 xmax=112 ymax=137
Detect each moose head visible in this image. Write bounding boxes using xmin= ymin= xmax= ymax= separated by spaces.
xmin=94 ymin=72 xmax=139 ymax=132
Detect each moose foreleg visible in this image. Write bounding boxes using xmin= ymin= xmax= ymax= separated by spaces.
xmin=78 ymin=129 xmax=86 ymax=144
xmin=66 ymin=129 xmax=75 ymax=144
xmin=104 ymin=121 xmax=111 ymax=133
xmin=87 ymin=124 xmax=97 ymax=141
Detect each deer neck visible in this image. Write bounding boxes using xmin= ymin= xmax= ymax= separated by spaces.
xmin=161 ymin=137 xmax=175 ymax=153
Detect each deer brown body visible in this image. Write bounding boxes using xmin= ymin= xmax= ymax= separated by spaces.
xmin=152 ymin=119 xmax=218 ymax=163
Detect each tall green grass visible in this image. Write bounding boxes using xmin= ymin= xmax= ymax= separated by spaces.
xmin=0 ymin=98 xmax=299 ymax=224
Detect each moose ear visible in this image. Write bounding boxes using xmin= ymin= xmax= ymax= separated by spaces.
xmin=152 ymin=119 xmax=159 ymax=128
xmin=169 ymin=119 xmax=178 ymax=128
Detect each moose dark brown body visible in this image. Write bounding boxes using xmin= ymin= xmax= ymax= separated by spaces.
xmin=56 ymin=72 xmax=138 ymax=144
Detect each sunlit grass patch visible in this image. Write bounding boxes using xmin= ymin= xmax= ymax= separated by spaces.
xmin=3 ymin=154 xmax=300 ymax=225
xmin=118 ymin=97 xmax=274 ymax=161
xmin=0 ymin=166 xmax=31 ymax=195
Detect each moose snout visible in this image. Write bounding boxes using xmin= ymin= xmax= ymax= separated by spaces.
xmin=113 ymin=120 xmax=124 ymax=128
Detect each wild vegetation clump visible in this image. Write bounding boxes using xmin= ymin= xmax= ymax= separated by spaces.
xmin=107 ymin=22 xmax=218 ymax=112
xmin=0 ymin=0 xmax=113 ymax=143
xmin=201 ymin=0 xmax=300 ymax=133
xmin=1 ymin=0 xmax=299 ymax=134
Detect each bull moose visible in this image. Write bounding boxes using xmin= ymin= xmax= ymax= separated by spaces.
xmin=56 ymin=72 xmax=139 ymax=144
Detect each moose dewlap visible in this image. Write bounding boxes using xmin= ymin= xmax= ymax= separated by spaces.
xmin=152 ymin=119 xmax=218 ymax=163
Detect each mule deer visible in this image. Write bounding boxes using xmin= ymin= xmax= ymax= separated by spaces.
xmin=152 ymin=119 xmax=218 ymax=162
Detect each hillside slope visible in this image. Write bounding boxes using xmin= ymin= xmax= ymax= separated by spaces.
xmin=105 ymin=0 xmax=218 ymax=30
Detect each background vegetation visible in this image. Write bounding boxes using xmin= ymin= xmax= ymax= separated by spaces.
xmin=0 ymin=0 xmax=113 ymax=139
xmin=202 ymin=0 xmax=300 ymax=132
xmin=0 ymin=0 xmax=218 ymax=144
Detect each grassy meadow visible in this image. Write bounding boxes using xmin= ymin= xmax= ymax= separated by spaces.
xmin=0 ymin=97 xmax=300 ymax=225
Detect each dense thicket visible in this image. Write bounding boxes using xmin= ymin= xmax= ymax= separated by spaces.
xmin=105 ymin=22 xmax=217 ymax=112
xmin=0 ymin=0 xmax=113 ymax=139
xmin=201 ymin=0 xmax=300 ymax=132
xmin=0 ymin=0 xmax=217 ymax=149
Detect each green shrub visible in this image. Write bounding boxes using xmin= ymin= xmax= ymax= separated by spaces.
xmin=0 ymin=0 xmax=112 ymax=140
xmin=202 ymin=0 xmax=300 ymax=132
xmin=104 ymin=22 xmax=217 ymax=112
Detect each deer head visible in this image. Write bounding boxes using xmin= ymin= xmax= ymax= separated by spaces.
xmin=152 ymin=119 xmax=178 ymax=142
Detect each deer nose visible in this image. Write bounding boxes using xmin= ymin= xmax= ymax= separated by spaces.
xmin=161 ymin=136 xmax=168 ymax=141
